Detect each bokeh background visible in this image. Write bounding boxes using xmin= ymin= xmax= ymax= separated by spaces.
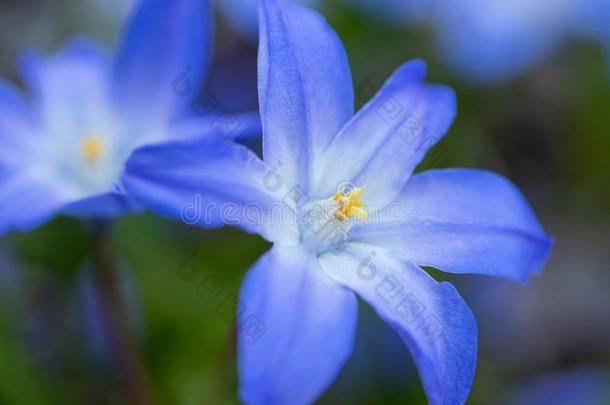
xmin=1 ymin=0 xmax=609 ymax=404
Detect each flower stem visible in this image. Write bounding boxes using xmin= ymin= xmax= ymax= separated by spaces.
xmin=91 ymin=223 xmax=151 ymax=405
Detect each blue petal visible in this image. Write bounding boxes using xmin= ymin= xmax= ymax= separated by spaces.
xmin=113 ymin=0 xmax=212 ymax=120
xmin=0 ymin=79 xmax=37 ymax=169
xmin=238 ymin=245 xmax=357 ymax=405
xmin=19 ymin=37 xmax=110 ymax=93
xmin=121 ymin=137 xmax=278 ymax=238
xmin=18 ymin=38 xmax=113 ymax=140
xmin=352 ymin=169 xmax=553 ymax=283
xmin=0 ymin=78 xmax=32 ymax=124
xmin=259 ymin=0 xmax=354 ymax=192
xmin=0 ymin=174 xmax=69 ymax=235
xmin=61 ymin=192 xmax=142 ymax=219
xmin=314 ymin=60 xmax=456 ymax=207
xmin=320 ymin=243 xmax=477 ymax=405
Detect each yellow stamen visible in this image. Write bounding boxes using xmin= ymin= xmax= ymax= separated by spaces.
xmin=332 ymin=187 xmax=367 ymax=222
xmin=81 ymin=135 xmax=104 ymax=163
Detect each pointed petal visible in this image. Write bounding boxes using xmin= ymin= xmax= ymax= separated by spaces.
xmin=258 ymin=0 xmax=354 ymax=191
xmin=113 ymin=0 xmax=212 ymax=120
xmin=122 ymin=136 xmax=280 ymax=238
xmin=352 ymin=169 xmax=553 ymax=283
xmin=0 ymin=173 xmax=69 ymax=235
xmin=320 ymin=243 xmax=477 ymax=405
xmin=314 ymin=60 xmax=456 ymax=207
xmin=238 ymin=245 xmax=357 ymax=405
xmin=18 ymin=39 xmax=113 ymax=146
xmin=0 ymin=79 xmax=37 ymax=168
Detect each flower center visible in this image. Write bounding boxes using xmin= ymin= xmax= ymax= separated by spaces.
xmin=81 ymin=135 xmax=104 ymax=163
xmin=299 ymin=186 xmax=367 ymax=255
xmin=332 ymin=187 xmax=367 ymax=222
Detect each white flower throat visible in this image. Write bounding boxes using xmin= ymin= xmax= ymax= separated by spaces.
xmin=55 ymin=130 xmax=120 ymax=198
xmin=300 ymin=186 xmax=367 ymax=255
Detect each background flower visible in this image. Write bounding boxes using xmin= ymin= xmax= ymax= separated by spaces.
xmin=0 ymin=0 xmax=260 ymax=235
xmin=505 ymin=367 xmax=610 ymax=404
xmin=342 ymin=0 xmax=610 ymax=84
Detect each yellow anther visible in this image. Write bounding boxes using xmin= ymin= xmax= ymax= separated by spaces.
xmin=333 ymin=187 xmax=367 ymax=222
xmin=81 ymin=135 xmax=104 ymax=163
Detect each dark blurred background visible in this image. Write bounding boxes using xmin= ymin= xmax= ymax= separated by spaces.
xmin=0 ymin=0 xmax=609 ymax=404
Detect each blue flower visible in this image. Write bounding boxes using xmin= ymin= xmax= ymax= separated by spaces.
xmin=345 ymin=0 xmax=610 ymax=83
xmin=122 ymin=0 xmax=553 ymax=403
xmin=507 ymin=367 xmax=610 ymax=404
xmin=0 ymin=0 xmax=258 ymax=235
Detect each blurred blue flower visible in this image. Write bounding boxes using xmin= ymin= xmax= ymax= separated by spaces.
xmin=0 ymin=0 xmax=259 ymax=235
xmin=345 ymin=0 xmax=610 ymax=84
xmin=122 ymin=0 xmax=553 ymax=403
xmin=506 ymin=367 xmax=610 ymax=405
